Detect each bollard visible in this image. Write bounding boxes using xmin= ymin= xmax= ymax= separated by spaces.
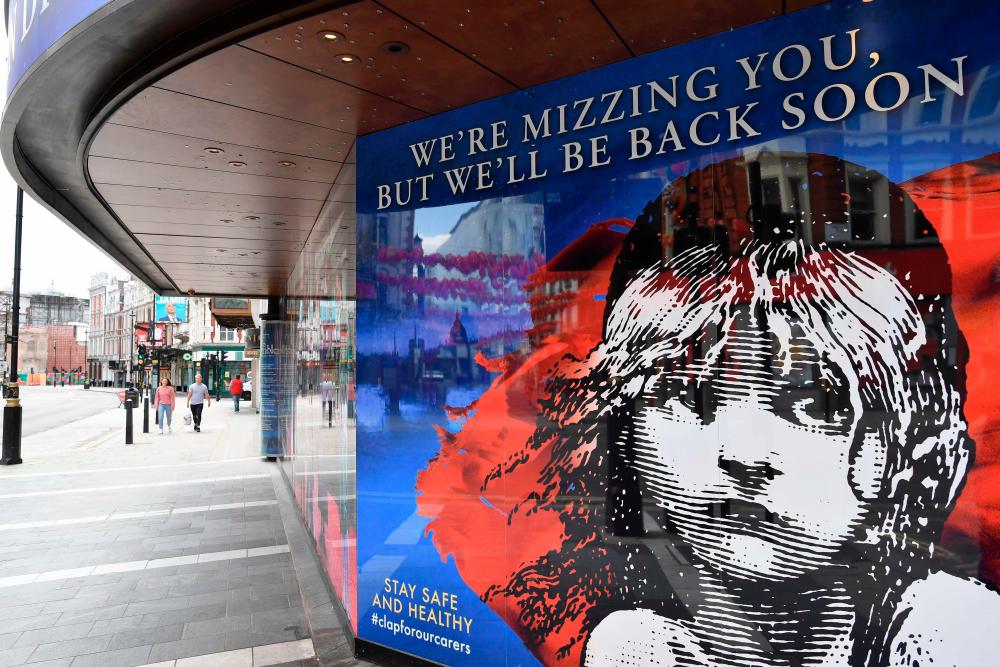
xmin=143 ymin=396 xmax=149 ymax=434
xmin=125 ymin=399 xmax=134 ymax=445
xmin=2 ymin=382 xmax=22 ymax=465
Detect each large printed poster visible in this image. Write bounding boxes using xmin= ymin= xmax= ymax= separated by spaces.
xmin=356 ymin=0 xmax=1000 ymax=665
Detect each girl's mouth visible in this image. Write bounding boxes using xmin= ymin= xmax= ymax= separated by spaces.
xmin=707 ymin=499 xmax=792 ymax=532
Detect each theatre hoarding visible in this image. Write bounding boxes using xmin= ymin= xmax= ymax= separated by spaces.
xmin=352 ymin=0 xmax=1000 ymax=664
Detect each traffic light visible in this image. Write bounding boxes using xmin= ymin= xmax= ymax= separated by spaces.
xmin=137 ymin=345 xmax=147 ymax=363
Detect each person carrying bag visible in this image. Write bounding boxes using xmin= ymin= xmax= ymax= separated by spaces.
xmin=153 ymin=377 xmax=176 ymax=435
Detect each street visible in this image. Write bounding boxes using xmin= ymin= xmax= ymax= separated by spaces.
xmin=0 ymin=386 xmax=119 ymax=438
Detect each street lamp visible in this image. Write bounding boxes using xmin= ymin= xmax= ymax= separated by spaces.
xmin=2 ymin=187 xmax=25 ymax=465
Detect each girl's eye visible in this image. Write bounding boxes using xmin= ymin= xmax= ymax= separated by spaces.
xmin=660 ymin=397 xmax=699 ymax=421
xmin=789 ymin=395 xmax=849 ymax=432
xmin=677 ymin=383 xmax=698 ymax=412
xmin=656 ymin=378 xmax=714 ymax=424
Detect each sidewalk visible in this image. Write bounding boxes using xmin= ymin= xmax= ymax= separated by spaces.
xmin=0 ymin=403 xmax=359 ymax=666
xmin=13 ymin=397 xmax=258 ymax=472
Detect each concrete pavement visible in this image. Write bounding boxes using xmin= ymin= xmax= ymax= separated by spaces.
xmin=0 ymin=398 xmax=361 ymax=667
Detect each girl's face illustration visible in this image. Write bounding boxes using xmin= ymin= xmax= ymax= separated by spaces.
xmin=630 ymin=325 xmax=882 ymax=581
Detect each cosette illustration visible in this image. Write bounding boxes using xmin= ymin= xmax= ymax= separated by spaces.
xmin=412 ymin=151 xmax=1000 ymax=667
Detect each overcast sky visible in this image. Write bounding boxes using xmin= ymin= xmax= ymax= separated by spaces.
xmin=0 ymin=29 xmax=128 ymax=298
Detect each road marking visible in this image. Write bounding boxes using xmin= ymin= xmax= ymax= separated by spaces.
xmin=0 ymin=544 xmax=291 ymax=588
xmin=0 ymin=456 xmax=265 ymax=479
xmin=135 ymin=638 xmax=315 ymax=666
xmin=0 ymin=473 xmax=270 ymax=500
xmin=0 ymin=500 xmax=278 ymax=532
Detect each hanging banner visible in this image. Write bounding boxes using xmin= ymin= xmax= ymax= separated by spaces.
xmin=259 ymin=320 xmax=293 ymax=458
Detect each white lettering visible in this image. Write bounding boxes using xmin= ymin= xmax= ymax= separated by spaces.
xmin=686 ymin=67 xmax=718 ymax=102
xmin=736 ymin=52 xmax=769 ymax=90
xmin=562 ymin=142 xmax=584 ymax=173
xmin=690 ymin=111 xmax=721 ymax=146
xmin=523 ymin=109 xmax=551 ymax=143
xmin=815 ymin=83 xmax=856 ymax=122
xmin=443 ymin=166 xmax=474 ymax=194
xmin=865 ymin=71 xmax=910 ymax=112
xmin=648 ymin=77 xmax=680 ymax=111
xmin=781 ymin=92 xmax=807 ymax=130
xmin=572 ymin=96 xmax=596 ymax=131
xmin=773 ymin=44 xmax=812 ymax=82
xmin=408 ymin=139 xmax=437 ymax=168
xmin=376 ymin=185 xmax=391 ymax=210
xmin=820 ymin=29 xmax=859 ymax=71
xmin=918 ymin=56 xmax=968 ymax=102
xmin=601 ymin=90 xmax=625 ymax=124
xmin=727 ymin=103 xmax=761 ymax=140
xmin=629 ymin=127 xmax=652 ymax=160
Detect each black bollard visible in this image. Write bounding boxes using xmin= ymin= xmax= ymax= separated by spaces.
xmin=125 ymin=399 xmax=134 ymax=445
xmin=143 ymin=396 xmax=149 ymax=434
xmin=1 ymin=402 xmax=22 ymax=465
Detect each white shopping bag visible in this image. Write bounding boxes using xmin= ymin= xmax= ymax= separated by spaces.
xmin=183 ymin=410 xmax=192 ymax=426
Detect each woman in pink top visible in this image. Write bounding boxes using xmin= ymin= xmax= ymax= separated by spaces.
xmin=153 ymin=376 xmax=176 ymax=435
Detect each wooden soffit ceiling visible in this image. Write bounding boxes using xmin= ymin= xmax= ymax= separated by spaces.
xmin=87 ymin=0 xmax=825 ymax=298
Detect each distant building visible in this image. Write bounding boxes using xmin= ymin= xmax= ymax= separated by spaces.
xmin=0 ymin=291 xmax=89 ymax=328
xmin=45 ymin=324 xmax=88 ymax=374
xmin=0 ymin=290 xmax=90 ymax=380
xmin=17 ymin=327 xmax=48 ymax=377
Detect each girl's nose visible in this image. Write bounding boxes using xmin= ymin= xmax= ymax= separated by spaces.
xmin=717 ymin=456 xmax=780 ymax=492
xmin=716 ymin=406 xmax=784 ymax=490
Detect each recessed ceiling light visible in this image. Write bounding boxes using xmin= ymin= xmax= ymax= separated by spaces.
xmin=277 ymin=160 xmax=296 ymax=167
xmin=245 ymin=215 xmax=261 ymax=221
xmin=317 ymin=30 xmax=345 ymax=43
xmin=382 ymin=41 xmax=409 ymax=54
xmin=219 ymin=219 xmax=234 ymax=223
xmin=336 ymin=53 xmax=360 ymax=64
xmin=204 ymin=147 xmax=224 ymax=154
xmin=273 ymin=221 xmax=287 ymax=227
xmin=228 ymin=161 xmax=246 ymax=167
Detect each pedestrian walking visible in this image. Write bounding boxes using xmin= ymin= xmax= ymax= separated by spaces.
xmin=320 ymin=377 xmax=335 ymax=426
xmin=230 ymin=374 xmax=244 ymax=412
xmin=187 ymin=373 xmax=211 ymax=432
xmin=153 ymin=376 xmax=175 ymax=435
